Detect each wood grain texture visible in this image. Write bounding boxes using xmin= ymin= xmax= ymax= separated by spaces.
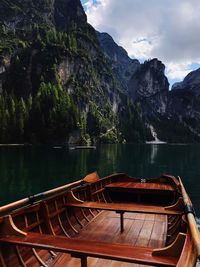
xmin=65 ymin=201 xmax=182 ymax=215
xmin=0 ymin=173 xmax=197 ymax=266
xmin=0 ymin=232 xmax=178 ymax=266
xmin=105 ymin=182 xmax=175 ymax=191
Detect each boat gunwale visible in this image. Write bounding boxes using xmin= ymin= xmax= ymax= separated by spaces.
xmin=0 ymin=173 xmax=199 ymax=267
xmin=0 ymin=173 xmax=179 ymax=217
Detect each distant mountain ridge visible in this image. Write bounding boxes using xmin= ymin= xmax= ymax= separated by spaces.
xmin=167 ymin=68 xmax=200 ymax=139
xmin=172 ymin=68 xmax=200 ymax=95
xmin=96 ymin=31 xmax=139 ymax=90
xmin=97 ymin=32 xmax=168 ymax=114
xmin=97 ymin=31 xmax=200 ymax=142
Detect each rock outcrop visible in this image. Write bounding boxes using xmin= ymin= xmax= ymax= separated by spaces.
xmin=128 ymin=59 xmax=169 ymax=115
xmin=1 ymin=0 xmax=200 ymax=143
xmin=167 ymin=68 xmax=200 ymax=138
xmin=0 ymin=0 xmax=146 ymax=144
xmin=0 ymin=0 xmax=86 ymax=30
xmin=172 ymin=68 xmax=200 ymax=96
xmin=96 ymin=28 xmax=200 ymax=142
xmin=0 ymin=0 xmax=121 ymax=105
xmin=97 ymin=31 xmax=140 ymax=90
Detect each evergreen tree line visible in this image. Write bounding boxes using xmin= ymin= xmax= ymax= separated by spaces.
xmin=0 ymin=82 xmax=79 ymax=144
xmin=0 ymin=81 xmax=146 ymax=144
xmin=0 ymin=22 xmax=146 ymax=145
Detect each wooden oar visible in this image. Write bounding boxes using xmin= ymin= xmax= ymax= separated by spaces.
xmin=0 ymin=179 xmax=83 ymax=214
xmin=178 ymin=176 xmax=200 ymax=258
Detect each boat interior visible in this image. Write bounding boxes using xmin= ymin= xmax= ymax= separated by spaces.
xmin=0 ymin=173 xmax=197 ymax=267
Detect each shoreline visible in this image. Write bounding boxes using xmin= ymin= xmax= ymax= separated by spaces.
xmin=0 ymin=142 xmax=198 ymax=147
xmin=0 ymin=144 xmax=26 ymax=146
xmin=145 ymin=141 xmax=167 ymax=144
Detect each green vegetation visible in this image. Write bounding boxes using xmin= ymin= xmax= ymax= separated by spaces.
xmin=0 ymin=93 xmax=29 ymax=143
xmin=30 ymin=82 xmax=79 ymax=143
xmin=150 ymin=115 xmax=200 ymax=143
xmin=0 ymin=4 xmax=146 ymax=145
xmin=0 ymin=82 xmax=146 ymax=144
xmin=119 ymin=101 xmax=145 ymax=143
xmin=0 ymin=82 xmax=79 ymax=144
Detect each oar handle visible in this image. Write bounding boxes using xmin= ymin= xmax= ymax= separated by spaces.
xmin=178 ymin=176 xmax=200 ymax=258
xmin=0 ymin=179 xmax=83 ymax=214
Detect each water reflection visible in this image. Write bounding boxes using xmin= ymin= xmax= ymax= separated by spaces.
xmin=0 ymin=144 xmax=200 ymax=216
xmin=149 ymin=145 xmax=159 ymax=164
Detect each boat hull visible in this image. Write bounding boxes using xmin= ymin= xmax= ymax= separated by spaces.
xmin=0 ymin=173 xmax=198 ymax=266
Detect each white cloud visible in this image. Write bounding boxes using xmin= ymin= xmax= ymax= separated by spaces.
xmin=166 ymin=62 xmax=192 ymax=80
xmin=85 ymin=0 xmax=200 ymax=83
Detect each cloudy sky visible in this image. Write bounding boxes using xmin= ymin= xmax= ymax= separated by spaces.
xmin=81 ymin=0 xmax=200 ymax=86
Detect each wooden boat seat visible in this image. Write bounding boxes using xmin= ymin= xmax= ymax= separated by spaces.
xmin=105 ymin=181 xmax=176 ymax=191
xmin=65 ymin=193 xmax=183 ymax=232
xmin=0 ymin=232 xmax=178 ymax=267
xmin=65 ymin=201 xmax=182 ymax=215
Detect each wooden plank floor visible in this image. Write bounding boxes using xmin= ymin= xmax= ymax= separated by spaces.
xmin=55 ymin=211 xmax=167 ymax=267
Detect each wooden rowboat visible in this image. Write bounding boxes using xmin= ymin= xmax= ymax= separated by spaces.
xmin=0 ymin=172 xmax=199 ymax=267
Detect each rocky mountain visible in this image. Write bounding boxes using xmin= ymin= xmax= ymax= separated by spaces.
xmin=0 ymin=0 xmax=200 ymax=144
xmin=0 ymin=0 xmax=145 ymax=144
xmin=128 ymin=58 xmax=169 ymax=115
xmin=166 ymin=68 xmax=200 ymax=140
xmin=98 ymin=31 xmax=200 ymax=142
xmin=172 ymin=68 xmax=200 ymax=95
xmin=97 ymin=31 xmax=139 ymax=90
xmin=97 ymin=33 xmax=169 ymax=115
xmin=0 ymin=0 xmax=87 ymax=30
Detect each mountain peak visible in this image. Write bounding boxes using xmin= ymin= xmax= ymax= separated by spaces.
xmin=128 ymin=58 xmax=169 ymax=114
xmin=183 ymin=67 xmax=200 ymax=86
xmin=96 ymin=31 xmax=140 ymax=89
xmin=144 ymin=58 xmax=166 ymax=73
xmin=172 ymin=67 xmax=200 ymax=94
xmin=0 ymin=0 xmax=86 ymax=30
xmin=54 ymin=0 xmax=87 ymax=30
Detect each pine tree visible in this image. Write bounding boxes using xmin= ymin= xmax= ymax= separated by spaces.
xmin=16 ymin=98 xmax=27 ymax=141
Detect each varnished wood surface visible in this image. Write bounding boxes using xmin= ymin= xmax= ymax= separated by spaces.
xmin=56 ymin=211 xmax=168 ymax=267
xmin=178 ymin=177 xmax=200 ymax=258
xmin=65 ymin=201 xmax=182 ymax=215
xmin=77 ymin=211 xmax=167 ymax=247
xmin=0 ymin=174 xmax=197 ymax=267
xmin=105 ymin=182 xmax=175 ymax=191
xmin=0 ymin=211 xmax=170 ymax=267
xmin=0 ymin=231 xmax=177 ymax=267
xmin=176 ymin=231 xmax=197 ymax=267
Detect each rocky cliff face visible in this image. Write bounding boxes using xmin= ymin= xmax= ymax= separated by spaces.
xmin=0 ymin=0 xmax=146 ymax=144
xmin=128 ymin=59 xmax=169 ymax=115
xmin=172 ymin=68 xmax=200 ymax=96
xmin=1 ymin=0 xmax=199 ymax=144
xmin=0 ymin=0 xmax=89 ymax=94
xmin=0 ymin=0 xmax=86 ymax=30
xmin=0 ymin=0 xmax=120 ymax=106
xmin=166 ymin=68 xmax=200 ymax=138
xmin=97 ymin=33 xmax=169 ymax=115
xmin=97 ymin=31 xmax=140 ymax=90
xmin=96 ymin=27 xmax=200 ymax=142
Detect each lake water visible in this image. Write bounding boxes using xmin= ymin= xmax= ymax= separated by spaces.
xmin=0 ymin=144 xmax=200 ymax=219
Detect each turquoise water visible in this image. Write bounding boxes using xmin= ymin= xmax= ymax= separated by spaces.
xmin=0 ymin=144 xmax=200 ymax=217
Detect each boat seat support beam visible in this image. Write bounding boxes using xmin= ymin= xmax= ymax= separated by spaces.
xmin=116 ymin=211 xmax=125 ymax=233
xmin=81 ymin=256 xmax=87 ymax=267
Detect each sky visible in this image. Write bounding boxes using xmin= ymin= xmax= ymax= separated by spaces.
xmin=80 ymin=0 xmax=200 ymax=86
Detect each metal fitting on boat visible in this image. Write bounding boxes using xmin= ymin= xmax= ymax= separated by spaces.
xmin=184 ymin=203 xmax=196 ymax=216
xmin=28 ymin=195 xmax=37 ymax=205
